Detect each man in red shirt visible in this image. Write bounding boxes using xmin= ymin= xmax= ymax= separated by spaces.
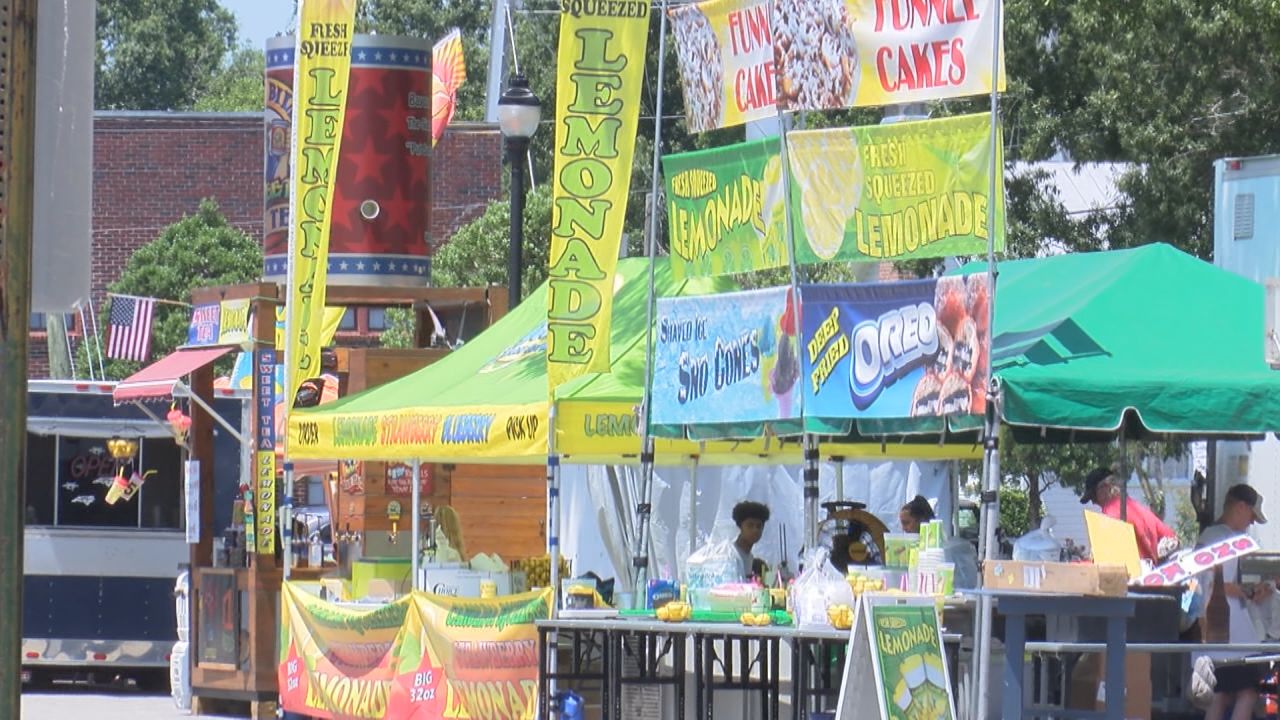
xmin=1080 ymin=467 xmax=1179 ymax=563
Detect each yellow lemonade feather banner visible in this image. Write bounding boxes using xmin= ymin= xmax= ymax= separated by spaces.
xmin=286 ymin=0 xmax=357 ymax=411
xmin=545 ymin=1 xmax=651 ymax=395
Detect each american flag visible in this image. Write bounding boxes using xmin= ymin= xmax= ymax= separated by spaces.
xmin=107 ymin=295 xmax=156 ymax=362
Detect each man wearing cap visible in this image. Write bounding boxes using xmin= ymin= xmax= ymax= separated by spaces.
xmin=1079 ymin=466 xmax=1179 ymax=563
xmin=1198 ymin=484 xmax=1269 ymax=720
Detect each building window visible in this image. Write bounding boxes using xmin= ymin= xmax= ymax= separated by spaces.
xmin=367 ymin=307 xmax=388 ymax=331
xmin=30 ymin=313 xmax=75 ymax=332
xmin=338 ymin=307 xmax=357 ymax=331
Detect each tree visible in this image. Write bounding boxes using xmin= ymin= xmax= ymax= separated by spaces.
xmin=1002 ymin=0 xmax=1280 ymax=260
xmin=96 ymin=0 xmax=240 ymax=110
xmin=430 ymin=183 xmax=557 ymax=291
xmin=193 ymin=45 xmax=267 ymax=112
xmin=999 ymin=428 xmax=1113 ymax=527
xmin=89 ymin=200 xmax=263 ymax=379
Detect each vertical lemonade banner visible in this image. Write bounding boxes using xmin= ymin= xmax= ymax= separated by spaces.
xmin=545 ymin=1 xmax=651 ymax=394
xmin=285 ymin=0 xmax=357 ymax=407
xmin=283 ymin=0 xmax=358 ymax=565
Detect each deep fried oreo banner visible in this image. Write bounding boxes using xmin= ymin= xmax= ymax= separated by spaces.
xmin=787 ymin=113 xmax=1004 ymax=264
xmin=547 ymin=0 xmax=650 ymax=393
xmin=652 ymin=287 xmax=801 ymax=426
xmin=800 ymin=274 xmax=990 ymax=420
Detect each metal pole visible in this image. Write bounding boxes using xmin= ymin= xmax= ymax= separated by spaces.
xmin=0 ymin=2 xmax=36 ymax=715
xmin=974 ymin=2 xmax=1004 ymax=716
xmin=632 ymin=0 xmax=669 ymax=608
xmin=1118 ymin=432 xmax=1128 ymax=522
xmin=834 ymin=457 xmax=845 ymax=503
xmin=507 ymin=135 xmax=529 ymax=306
xmin=411 ymin=459 xmax=421 ymax=589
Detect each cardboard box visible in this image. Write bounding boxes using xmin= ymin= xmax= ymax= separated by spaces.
xmin=1068 ymin=652 xmax=1152 ymax=720
xmin=983 ymin=560 xmax=1129 ymax=597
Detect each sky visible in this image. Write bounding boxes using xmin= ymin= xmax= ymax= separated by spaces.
xmin=221 ymin=0 xmax=295 ymax=50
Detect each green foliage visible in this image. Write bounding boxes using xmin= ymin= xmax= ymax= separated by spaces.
xmin=96 ymin=0 xmax=240 ymax=110
xmin=90 ymin=200 xmax=262 ymax=379
xmin=998 ymin=486 xmax=1035 ymax=540
xmin=193 ymin=45 xmax=267 ymax=112
xmin=1002 ymin=0 xmax=1280 ymax=259
xmin=1173 ymin=492 xmax=1200 ymax=550
xmin=380 ymin=308 xmax=416 ymax=350
xmin=430 ymin=184 xmax=556 ymax=292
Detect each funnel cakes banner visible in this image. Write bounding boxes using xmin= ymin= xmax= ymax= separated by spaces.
xmin=800 ymin=274 xmax=990 ymax=420
xmin=668 ymin=0 xmax=1005 ymax=131
xmin=651 ymin=287 xmax=801 ymax=426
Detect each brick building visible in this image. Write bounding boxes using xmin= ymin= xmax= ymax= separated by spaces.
xmin=29 ymin=112 xmax=503 ymax=377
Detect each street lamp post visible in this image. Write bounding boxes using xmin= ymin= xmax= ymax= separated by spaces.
xmin=497 ymin=74 xmax=542 ymax=307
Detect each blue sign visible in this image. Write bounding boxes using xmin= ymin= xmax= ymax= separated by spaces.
xmin=801 ymin=275 xmax=990 ymax=419
xmin=188 ymin=303 xmax=221 ymax=346
xmin=652 ymin=286 xmax=800 ymax=426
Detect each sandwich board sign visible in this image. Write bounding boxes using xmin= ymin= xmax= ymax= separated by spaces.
xmin=835 ymin=595 xmax=956 ymax=720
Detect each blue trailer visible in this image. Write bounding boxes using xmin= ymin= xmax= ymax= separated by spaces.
xmin=21 ymin=381 xmax=244 ymax=683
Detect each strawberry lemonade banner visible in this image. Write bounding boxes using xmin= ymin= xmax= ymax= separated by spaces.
xmin=801 ymin=274 xmax=991 ymax=420
xmin=788 ymin=113 xmax=1004 ymax=264
xmin=278 ymin=583 xmax=552 ymax=720
xmin=288 ymin=402 xmax=547 ymax=462
xmin=286 ymin=0 xmax=358 ymax=409
xmin=662 ymin=138 xmax=789 ymax=278
xmin=546 ymin=1 xmax=650 ymax=393
xmin=669 ymin=0 xmax=1005 ymax=130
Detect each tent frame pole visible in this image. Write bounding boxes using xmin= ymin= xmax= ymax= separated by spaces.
xmin=631 ymin=0 xmax=670 ymax=609
xmin=411 ymin=459 xmax=421 ymax=588
xmin=974 ymin=2 xmax=1004 ymax=716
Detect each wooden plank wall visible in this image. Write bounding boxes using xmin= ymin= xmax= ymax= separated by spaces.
xmin=447 ymin=464 xmax=546 ymax=561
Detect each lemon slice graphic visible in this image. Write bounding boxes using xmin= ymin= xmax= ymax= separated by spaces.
xmin=786 ymin=129 xmax=864 ymax=260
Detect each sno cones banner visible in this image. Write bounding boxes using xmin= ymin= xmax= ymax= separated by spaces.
xmin=787 ymin=113 xmax=1004 ymax=264
xmin=286 ymin=0 xmax=357 ymax=409
xmin=546 ymin=1 xmax=651 ymax=394
xmin=651 ymin=287 xmax=801 ymax=426
xmin=663 ymin=138 xmax=789 ymax=278
xmin=279 ymin=583 xmax=552 ymax=720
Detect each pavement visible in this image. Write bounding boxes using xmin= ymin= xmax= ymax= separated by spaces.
xmin=21 ymin=686 xmax=220 ymax=719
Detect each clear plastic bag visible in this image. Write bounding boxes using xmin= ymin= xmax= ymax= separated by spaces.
xmin=685 ymin=535 xmax=745 ymax=590
xmin=1012 ymin=517 xmax=1063 ymax=562
xmin=791 ymin=547 xmax=854 ymax=628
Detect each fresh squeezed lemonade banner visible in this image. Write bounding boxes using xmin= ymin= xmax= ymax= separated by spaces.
xmin=662 ymin=138 xmax=789 ymax=278
xmin=668 ymin=0 xmax=776 ymax=133
xmin=278 ymin=583 xmax=552 ymax=720
xmin=787 ymin=112 xmax=1004 ymax=264
xmin=652 ymin=287 xmax=801 ymax=426
xmin=668 ymin=0 xmax=1005 ymax=130
xmin=870 ymin=603 xmax=955 ymax=720
xmin=289 ymin=402 xmax=548 ymax=462
xmin=287 ymin=0 xmax=357 ymax=409
xmin=801 ymin=273 xmax=990 ymax=420
xmin=546 ymin=1 xmax=650 ymax=394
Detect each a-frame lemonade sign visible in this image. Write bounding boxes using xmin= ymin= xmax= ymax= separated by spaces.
xmin=835 ymin=596 xmax=956 ymax=720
